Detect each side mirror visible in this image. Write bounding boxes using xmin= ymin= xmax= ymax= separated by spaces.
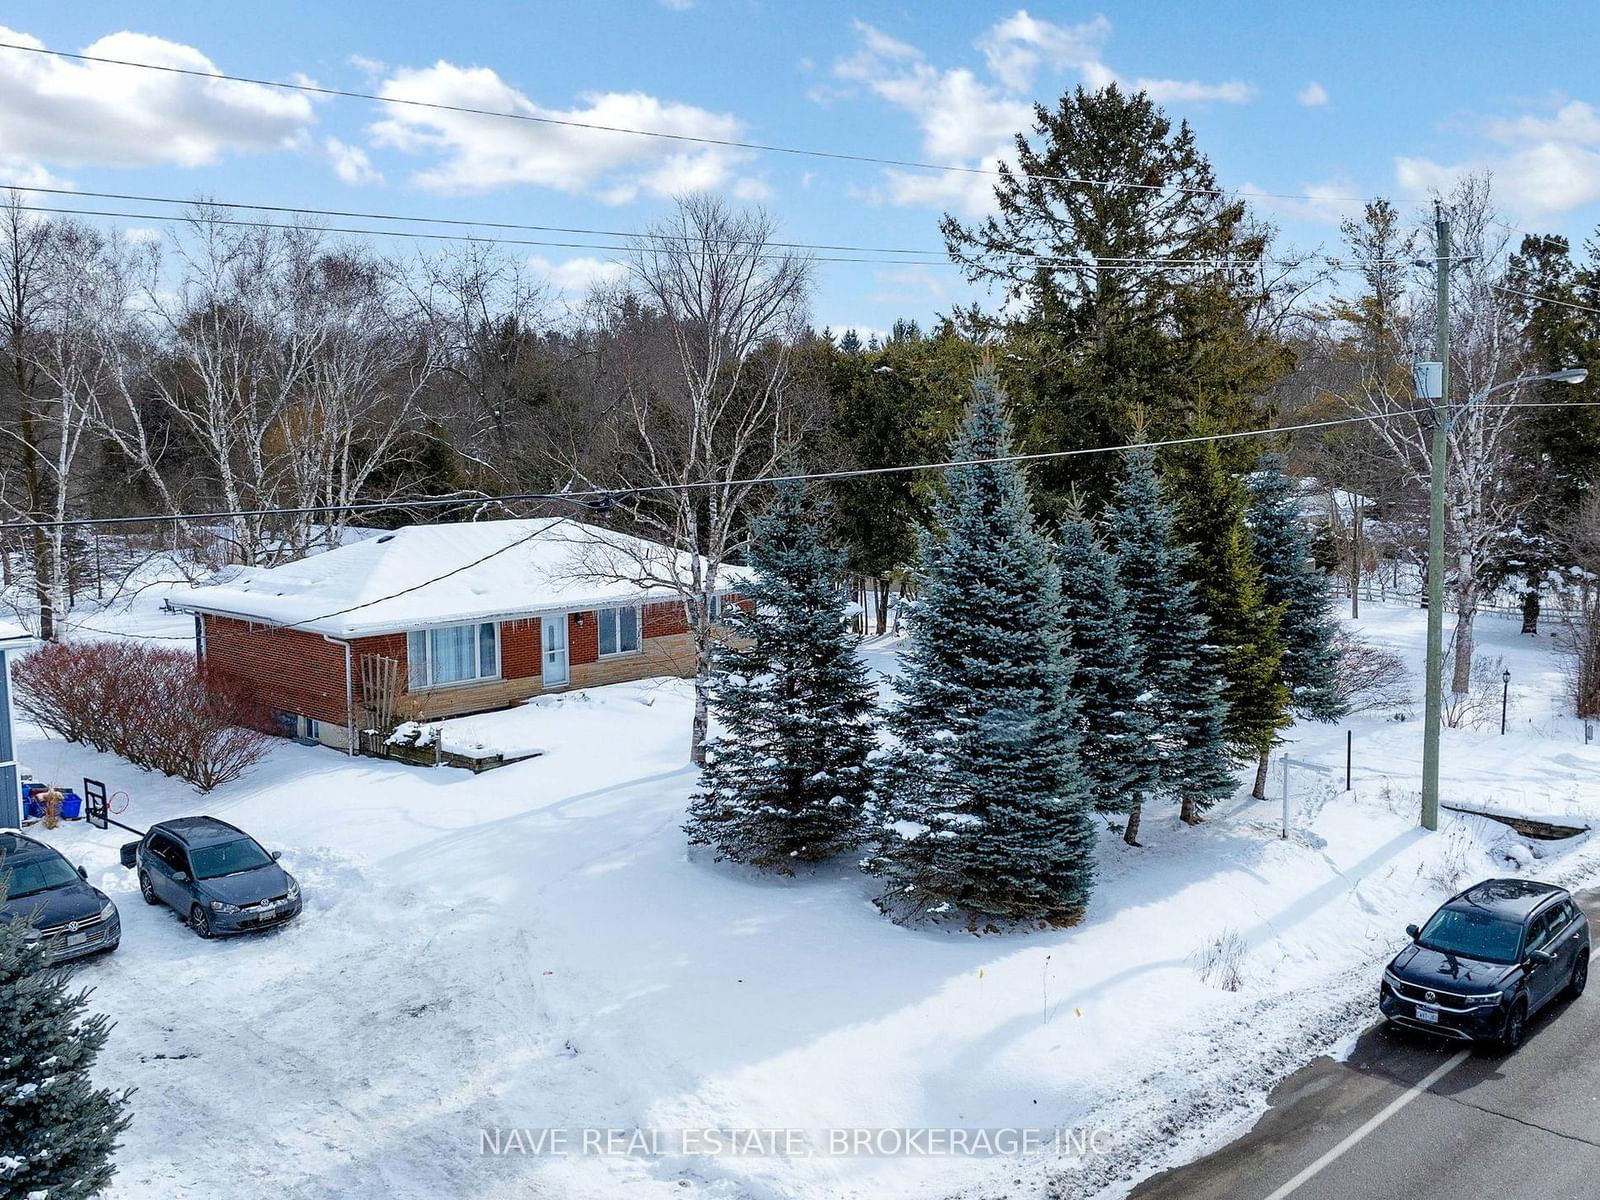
xmin=270 ymin=850 xmax=282 ymax=862
xmin=173 ymin=871 xmax=189 ymax=884
xmin=1405 ymin=924 xmax=1421 ymax=940
xmin=1529 ymin=949 xmax=1555 ymax=967
xmin=77 ymin=865 xmax=88 ymax=880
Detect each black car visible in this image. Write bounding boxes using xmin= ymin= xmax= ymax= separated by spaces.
xmin=0 ymin=832 xmax=122 ymax=963
xmin=1380 ymin=878 xmax=1589 ymax=1048
xmin=121 ymin=816 xmax=301 ymax=939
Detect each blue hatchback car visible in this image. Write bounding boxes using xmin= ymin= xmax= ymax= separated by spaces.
xmin=122 ymin=816 xmax=301 ymax=939
xmin=0 ymin=832 xmax=122 ymax=963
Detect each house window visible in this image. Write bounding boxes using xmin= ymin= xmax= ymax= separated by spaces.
xmin=597 ymin=606 xmax=640 ymax=656
xmin=407 ymin=622 xmax=501 ymax=688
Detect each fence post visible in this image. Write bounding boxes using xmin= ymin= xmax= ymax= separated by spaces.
xmin=1281 ymin=755 xmax=1291 ymax=840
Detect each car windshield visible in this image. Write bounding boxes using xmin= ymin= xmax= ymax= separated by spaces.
xmin=1417 ymin=906 xmax=1524 ymax=963
xmin=3 ymin=856 xmax=80 ymax=899
xmin=188 ymin=838 xmax=273 ymax=880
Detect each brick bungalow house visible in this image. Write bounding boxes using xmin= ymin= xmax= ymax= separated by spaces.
xmin=176 ymin=518 xmax=744 ymax=753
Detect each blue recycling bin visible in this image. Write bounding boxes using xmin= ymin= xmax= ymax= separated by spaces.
xmin=21 ymin=785 xmax=83 ymax=820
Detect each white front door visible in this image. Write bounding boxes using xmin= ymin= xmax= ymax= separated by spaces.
xmin=542 ymin=614 xmax=568 ymax=687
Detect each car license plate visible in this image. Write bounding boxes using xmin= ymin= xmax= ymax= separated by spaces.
xmin=1413 ymin=1005 xmax=1440 ymax=1024
xmin=66 ymin=933 xmax=87 ymax=947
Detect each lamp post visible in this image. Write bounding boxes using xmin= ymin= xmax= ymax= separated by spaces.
xmin=1501 ymin=668 xmax=1511 ymax=736
xmin=1411 ymin=360 xmax=1586 ymax=829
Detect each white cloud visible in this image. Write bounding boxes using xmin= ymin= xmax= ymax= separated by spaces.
xmin=526 ymin=254 xmax=627 ymax=296
xmin=659 ymin=0 xmax=695 ymax=9
xmin=0 ymin=28 xmax=314 ymax=169
xmin=1239 ymin=177 xmax=1365 ymax=227
xmin=0 ymin=158 xmax=74 ymax=191
xmin=122 ymin=226 xmax=163 ymax=244
xmin=732 ymin=177 xmax=774 ymax=201
xmin=1397 ymin=97 xmax=1600 ymax=218
xmin=1136 ymin=77 xmax=1256 ymax=105
xmin=1485 ymin=99 xmax=1600 ymax=146
xmin=869 ymin=264 xmax=948 ymax=306
xmin=823 ymin=12 xmax=1256 ymax=215
xmin=976 ymin=9 xmax=1110 ymax=91
xmin=1398 ymin=144 xmax=1600 ymax=217
xmin=326 ymin=136 xmax=383 ymax=186
xmin=367 ymin=61 xmax=757 ymax=201
xmin=1298 ymin=82 xmax=1329 ymax=108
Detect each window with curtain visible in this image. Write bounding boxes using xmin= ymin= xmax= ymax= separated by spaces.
xmin=407 ymin=622 xmax=500 ymax=688
xmin=597 ymin=606 xmax=640 ymax=656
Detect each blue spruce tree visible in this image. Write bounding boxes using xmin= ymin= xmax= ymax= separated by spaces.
xmin=0 ymin=886 xmax=131 ymax=1199
xmin=868 ymin=366 xmax=1096 ymax=927
xmin=1104 ymin=447 xmax=1236 ymax=831
xmin=1058 ymin=499 xmax=1159 ymax=843
xmin=685 ymin=482 xmax=877 ymax=871
xmin=1247 ymin=454 xmax=1347 ymax=795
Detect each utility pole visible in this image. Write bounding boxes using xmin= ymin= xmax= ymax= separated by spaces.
xmin=1420 ymin=201 xmax=1450 ymax=833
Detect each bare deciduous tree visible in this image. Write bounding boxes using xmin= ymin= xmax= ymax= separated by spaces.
xmin=559 ymin=195 xmax=817 ymax=764
xmin=1339 ymin=175 xmax=1532 ymax=695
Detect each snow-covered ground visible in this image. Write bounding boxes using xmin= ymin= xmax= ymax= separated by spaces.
xmin=10 ymin=599 xmax=1600 ymax=1200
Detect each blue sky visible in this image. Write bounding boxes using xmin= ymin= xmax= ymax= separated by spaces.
xmin=6 ymin=2 xmax=1600 ymax=337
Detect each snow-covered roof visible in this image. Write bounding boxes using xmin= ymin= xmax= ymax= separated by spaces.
xmin=174 ymin=518 xmax=743 ymax=639
xmin=0 ymin=619 xmax=33 ymax=650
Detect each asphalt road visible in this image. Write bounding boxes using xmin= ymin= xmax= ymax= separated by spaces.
xmin=1131 ymin=887 xmax=1600 ymax=1200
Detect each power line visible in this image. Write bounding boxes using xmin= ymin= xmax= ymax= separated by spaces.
xmin=6 ymin=195 xmax=1326 ymax=273
xmin=0 ymin=39 xmax=1379 ymax=206
xmin=1494 ymin=283 xmax=1600 ymax=318
xmin=12 ymin=399 xmax=1600 ymax=538
xmin=6 ymin=183 xmax=951 ymax=259
xmin=9 ymin=202 xmax=945 ymax=267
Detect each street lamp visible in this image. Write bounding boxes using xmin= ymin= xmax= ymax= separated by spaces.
xmin=1501 ymin=668 xmax=1511 ymax=736
xmin=1415 ymin=364 xmax=1587 ymax=828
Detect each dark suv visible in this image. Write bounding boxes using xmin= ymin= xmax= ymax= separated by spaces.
xmin=122 ymin=817 xmax=301 ymax=939
xmin=0 ymin=832 xmax=121 ymax=963
xmin=1380 ymin=878 xmax=1589 ymax=1048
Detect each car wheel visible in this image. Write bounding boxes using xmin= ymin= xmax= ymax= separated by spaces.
xmin=189 ymin=905 xmax=214 ymax=940
xmin=139 ymin=871 xmax=160 ymax=906
xmin=1501 ymin=998 xmax=1528 ymax=1050
xmin=1569 ymin=952 xmax=1589 ymax=999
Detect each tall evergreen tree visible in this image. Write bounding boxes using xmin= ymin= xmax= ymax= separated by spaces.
xmin=685 ymin=482 xmax=877 ymax=871
xmin=868 ymin=367 xmax=1096 ymax=927
xmin=1057 ymin=499 xmax=1158 ymax=833
xmin=0 ymin=889 xmax=131 ymax=1199
xmin=1247 ymin=456 xmax=1346 ymax=790
xmin=1104 ymin=447 xmax=1235 ymax=831
xmin=940 ymin=84 xmax=1293 ymax=515
xmin=1172 ymin=441 xmax=1290 ymax=796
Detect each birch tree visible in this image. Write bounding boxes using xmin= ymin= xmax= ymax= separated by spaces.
xmin=144 ymin=212 xmax=329 ymax=565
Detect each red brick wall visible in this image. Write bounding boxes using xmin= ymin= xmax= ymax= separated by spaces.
xmin=569 ymin=610 xmax=598 ymax=665
xmin=501 ymin=618 xmax=541 ymax=680
xmin=203 ymin=616 xmax=348 ymax=727
xmin=643 ymin=600 xmax=689 ymax=638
